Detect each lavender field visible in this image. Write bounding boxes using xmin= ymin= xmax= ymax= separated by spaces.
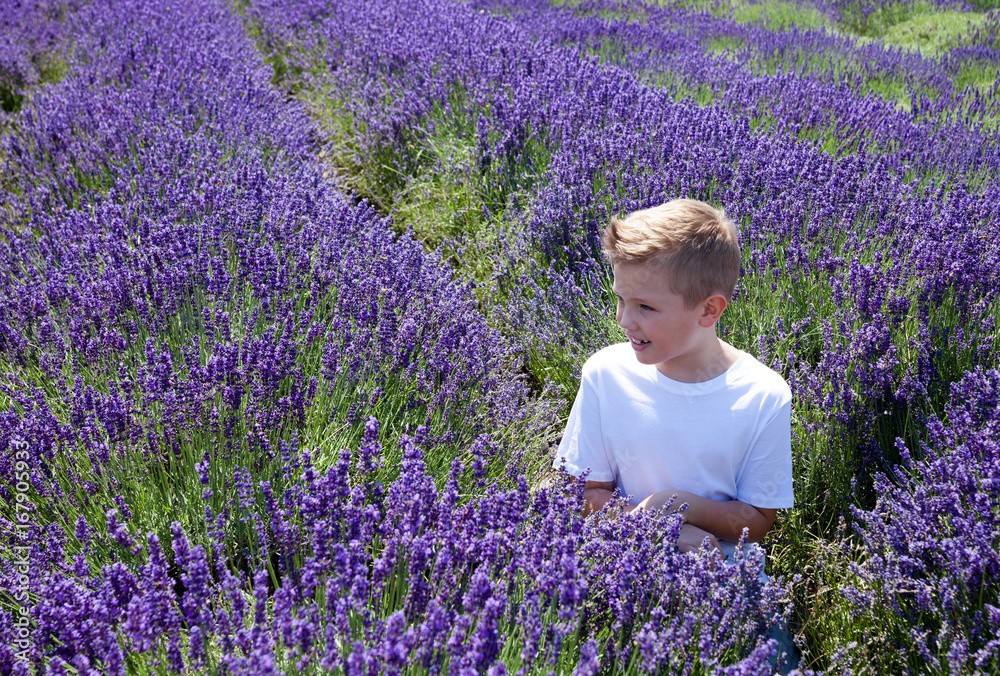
xmin=1 ymin=0 xmax=999 ymax=673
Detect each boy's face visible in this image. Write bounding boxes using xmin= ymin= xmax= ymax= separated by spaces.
xmin=612 ymin=262 xmax=715 ymax=377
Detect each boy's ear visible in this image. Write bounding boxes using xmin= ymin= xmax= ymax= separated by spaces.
xmin=698 ymin=294 xmax=728 ymax=327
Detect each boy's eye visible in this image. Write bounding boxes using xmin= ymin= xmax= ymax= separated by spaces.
xmin=640 ymin=305 xmax=653 ymax=311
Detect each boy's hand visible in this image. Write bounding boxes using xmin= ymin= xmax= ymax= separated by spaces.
xmin=582 ymin=480 xmax=617 ymax=516
xmin=676 ymin=523 xmax=722 ymax=555
xmin=634 ymin=490 xmax=685 ymax=515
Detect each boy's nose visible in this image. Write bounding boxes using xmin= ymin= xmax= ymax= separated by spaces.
xmin=617 ymin=307 xmax=636 ymax=330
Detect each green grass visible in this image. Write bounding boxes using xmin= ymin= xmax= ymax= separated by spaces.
xmin=952 ymin=60 xmax=1000 ymax=95
xmin=769 ymin=525 xmax=874 ymax=672
xmin=288 ymin=52 xmax=553 ymax=296
xmin=836 ymin=0 xmax=931 ymax=37
xmin=880 ymin=9 xmax=987 ymax=54
xmin=730 ymin=0 xmax=834 ymax=31
xmin=552 ymin=0 xmax=651 ymax=23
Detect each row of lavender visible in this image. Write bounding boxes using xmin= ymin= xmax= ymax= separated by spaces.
xmin=245 ymin=0 xmax=1000 ymax=670
xmin=0 ymin=0 xmax=81 ymax=116
xmin=0 ymin=0 xmax=788 ymax=673
xmin=480 ymin=0 xmax=1000 ymax=186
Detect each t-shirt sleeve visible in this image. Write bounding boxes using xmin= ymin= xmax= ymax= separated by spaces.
xmin=734 ymin=393 xmax=794 ymax=509
xmin=553 ymin=367 xmax=616 ymax=483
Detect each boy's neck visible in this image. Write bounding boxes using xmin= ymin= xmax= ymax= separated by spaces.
xmin=655 ymin=337 xmax=740 ymax=384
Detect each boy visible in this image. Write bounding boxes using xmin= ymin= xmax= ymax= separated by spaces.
xmin=554 ymin=198 xmax=793 ymax=562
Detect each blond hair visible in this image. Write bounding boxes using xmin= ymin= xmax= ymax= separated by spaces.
xmin=603 ymin=199 xmax=740 ymax=308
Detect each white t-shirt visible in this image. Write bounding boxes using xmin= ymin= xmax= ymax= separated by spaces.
xmin=555 ymin=343 xmax=794 ymax=557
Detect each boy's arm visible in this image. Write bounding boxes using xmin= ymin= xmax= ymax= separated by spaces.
xmin=583 ymin=483 xmax=751 ymax=555
xmin=634 ymin=489 xmax=776 ymax=543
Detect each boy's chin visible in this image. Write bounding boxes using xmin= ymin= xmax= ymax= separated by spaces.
xmin=630 ymin=348 xmax=659 ymax=365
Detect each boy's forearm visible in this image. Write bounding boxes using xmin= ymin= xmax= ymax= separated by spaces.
xmin=583 ymin=487 xmax=772 ymax=544
xmin=636 ymin=489 xmax=776 ymax=542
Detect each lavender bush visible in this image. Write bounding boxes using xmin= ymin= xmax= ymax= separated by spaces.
xmin=839 ymin=367 xmax=1000 ymax=673
xmin=1 ymin=431 xmax=786 ymax=673
xmin=0 ymin=0 xmax=530 ymax=517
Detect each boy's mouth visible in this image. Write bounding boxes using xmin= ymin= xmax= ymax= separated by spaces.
xmin=629 ymin=336 xmax=650 ymax=348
